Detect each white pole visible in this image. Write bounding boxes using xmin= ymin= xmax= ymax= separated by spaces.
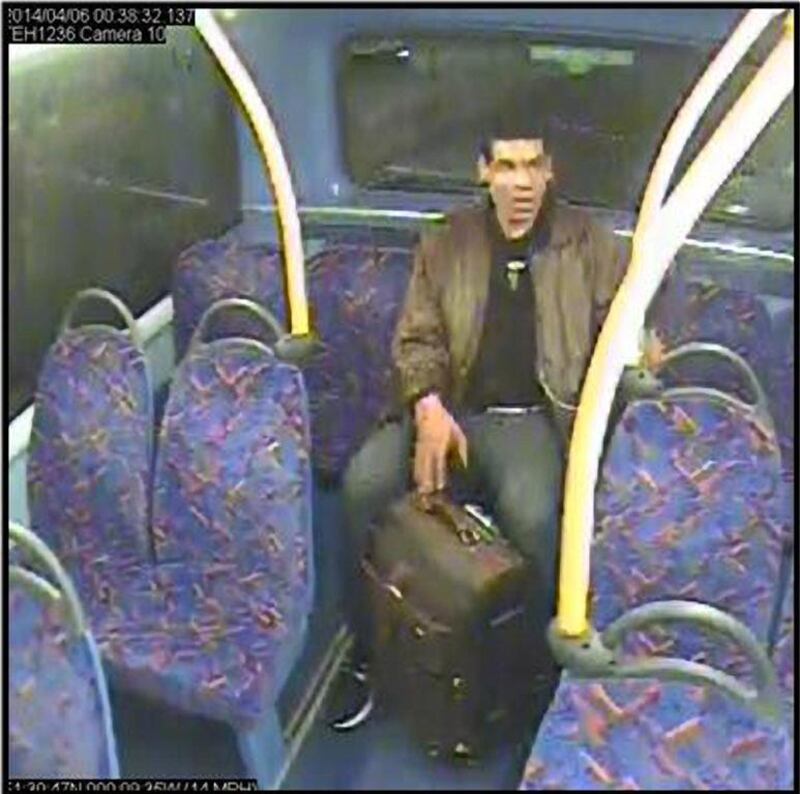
xmin=636 ymin=10 xmax=782 ymax=244
xmin=556 ymin=10 xmax=794 ymax=637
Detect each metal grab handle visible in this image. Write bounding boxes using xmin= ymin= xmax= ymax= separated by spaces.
xmin=8 ymin=522 xmax=86 ymax=636
xmin=602 ymin=601 xmax=782 ymax=720
xmin=9 ymin=566 xmax=62 ymax=605
xmin=191 ymin=297 xmax=322 ymax=365
xmin=596 ymin=656 xmax=779 ymax=721
xmin=658 ymin=387 xmax=777 ymax=445
xmin=190 ymin=297 xmax=286 ymax=357
xmin=657 ymin=342 xmax=773 ymax=430
xmin=60 ymin=288 xmax=143 ymax=351
xmin=549 ymin=600 xmax=782 ymax=721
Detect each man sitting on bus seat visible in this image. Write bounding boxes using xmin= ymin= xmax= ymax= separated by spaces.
xmin=332 ymin=122 xmax=637 ymax=730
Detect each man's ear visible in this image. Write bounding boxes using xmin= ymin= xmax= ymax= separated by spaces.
xmin=477 ymin=154 xmax=490 ymax=185
xmin=543 ymin=154 xmax=554 ymax=183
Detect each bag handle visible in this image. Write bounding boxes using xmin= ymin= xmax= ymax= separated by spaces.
xmin=189 ymin=297 xmax=287 ymax=357
xmin=412 ymin=492 xmax=490 ymax=546
xmin=8 ymin=522 xmax=87 ymax=636
xmin=60 ymin=288 xmax=143 ymax=351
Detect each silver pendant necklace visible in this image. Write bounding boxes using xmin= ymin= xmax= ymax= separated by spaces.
xmin=506 ymin=260 xmax=526 ymax=291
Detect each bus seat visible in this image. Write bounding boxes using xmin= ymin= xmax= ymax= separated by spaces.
xmin=651 ymin=277 xmax=794 ymax=480
xmin=519 ymin=677 xmax=793 ymax=789
xmin=173 ymin=237 xmax=282 ymax=360
xmin=301 ymin=242 xmax=412 ymax=480
xmin=25 ymin=291 xmax=313 ymax=787
xmin=650 ymin=279 xmax=772 ymax=382
xmin=518 ymin=392 xmax=792 ymax=790
xmin=173 ymin=233 xmax=414 ymax=481
xmin=89 ymin=559 xmax=305 ymax=786
xmin=772 ymin=567 xmax=794 ymax=733
xmin=592 ymin=395 xmax=787 ymax=663
xmin=152 ymin=305 xmax=314 ymax=623
xmin=91 ymin=302 xmax=313 ymax=788
xmin=9 ymin=529 xmax=119 ymax=779
xmin=27 ymin=291 xmax=154 ymax=605
xmin=765 ymin=304 xmax=794 ymax=482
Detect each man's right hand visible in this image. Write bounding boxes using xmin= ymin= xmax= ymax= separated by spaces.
xmin=413 ymin=394 xmax=468 ymax=495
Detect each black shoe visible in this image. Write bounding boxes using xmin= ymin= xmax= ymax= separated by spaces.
xmin=328 ymin=659 xmax=374 ymax=731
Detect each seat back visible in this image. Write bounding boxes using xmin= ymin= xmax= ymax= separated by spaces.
xmin=173 ymin=238 xmax=283 ymax=360
xmin=9 ymin=523 xmax=119 ymax=779
xmin=521 ymin=388 xmax=792 ymax=792
xmin=766 ymin=303 xmax=795 ymax=482
xmin=173 ymin=232 xmax=415 ymax=479
xmin=651 ymin=274 xmax=794 ymax=478
xmin=27 ymin=289 xmax=154 ymax=601
xmin=650 ymin=277 xmax=772 ymax=379
xmin=302 ymin=242 xmax=413 ymax=477
xmin=593 ymin=389 xmax=787 ymax=671
xmin=152 ymin=299 xmax=314 ymax=621
xmin=772 ymin=564 xmax=794 ymax=731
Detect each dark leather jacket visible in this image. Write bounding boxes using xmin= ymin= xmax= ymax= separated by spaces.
xmin=392 ymin=199 xmax=629 ymax=438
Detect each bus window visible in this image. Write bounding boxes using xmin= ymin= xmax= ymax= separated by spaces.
xmin=670 ymin=14 xmax=794 ymax=232
xmin=339 ymin=32 xmax=710 ymax=211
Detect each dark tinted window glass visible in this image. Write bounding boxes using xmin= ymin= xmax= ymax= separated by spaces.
xmin=340 ymin=30 xmax=792 ymax=230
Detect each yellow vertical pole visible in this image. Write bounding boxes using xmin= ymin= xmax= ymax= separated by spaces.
xmin=195 ymin=10 xmax=310 ymax=336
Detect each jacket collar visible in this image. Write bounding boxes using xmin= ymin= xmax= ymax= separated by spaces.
xmin=447 ymin=193 xmax=578 ymax=257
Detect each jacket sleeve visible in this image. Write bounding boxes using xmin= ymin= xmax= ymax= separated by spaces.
xmin=391 ymin=230 xmax=452 ymax=406
xmin=584 ymin=220 xmax=633 ymax=447
xmin=587 ymin=219 xmax=630 ymax=341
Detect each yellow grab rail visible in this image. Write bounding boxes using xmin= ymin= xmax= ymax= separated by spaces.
xmin=556 ymin=9 xmax=795 ymax=638
xmin=194 ymin=10 xmax=310 ymax=336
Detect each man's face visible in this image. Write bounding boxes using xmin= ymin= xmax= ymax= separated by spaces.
xmin=478 ymin=139 xmax=553 ymax=240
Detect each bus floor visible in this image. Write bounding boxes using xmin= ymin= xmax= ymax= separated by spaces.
xmin=107 ymin=483 xmax=550 ymax=789
xmin=280 ymin=677 xmax=550 ymax=790
xmin=110 ymin=668 xmax=546 ymax=790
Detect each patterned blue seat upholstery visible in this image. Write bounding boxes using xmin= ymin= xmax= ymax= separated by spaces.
xmin=26 ymin=293 xmax=314 ymax=787
xmin=770 ymin=565 xmax=794 ymax=737
xmin=143 ymin=311 xmax=312 ymax=785
xmin=173 ymin=233 xmax=414 ymax=479
xmin=519 ymin=678 xmax=792 ymax=790
xmin=650 ymin=279 xmax=772 ymax=390
xmin=173 ymin=238 xmax=280 ymax=361
xmin=650 ymin=275 xmax=793 ymax=478
xmin=764 ymin=303 xmax=794 ymax=484
xmin=519 ymin=393 xmax=793 ymax=790
xmin=146 ymin=327 xmax=313 ymax=695
xmin=27 ymin=305 xmax=155 ymax=610
xmin=9 ymin=531 xmax=119 ymax=779
xmin=302 ymin=242 xmax=413 ymax=477
xmin=592 ymin=397 xmax=786 ymax=651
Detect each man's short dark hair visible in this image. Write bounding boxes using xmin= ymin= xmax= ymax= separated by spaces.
xmin=478 ymin=117 xmax=550 ymax=163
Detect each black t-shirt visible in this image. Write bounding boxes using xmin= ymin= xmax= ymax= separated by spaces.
xmin=461 ymin=206 xmax=550 ymax=412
